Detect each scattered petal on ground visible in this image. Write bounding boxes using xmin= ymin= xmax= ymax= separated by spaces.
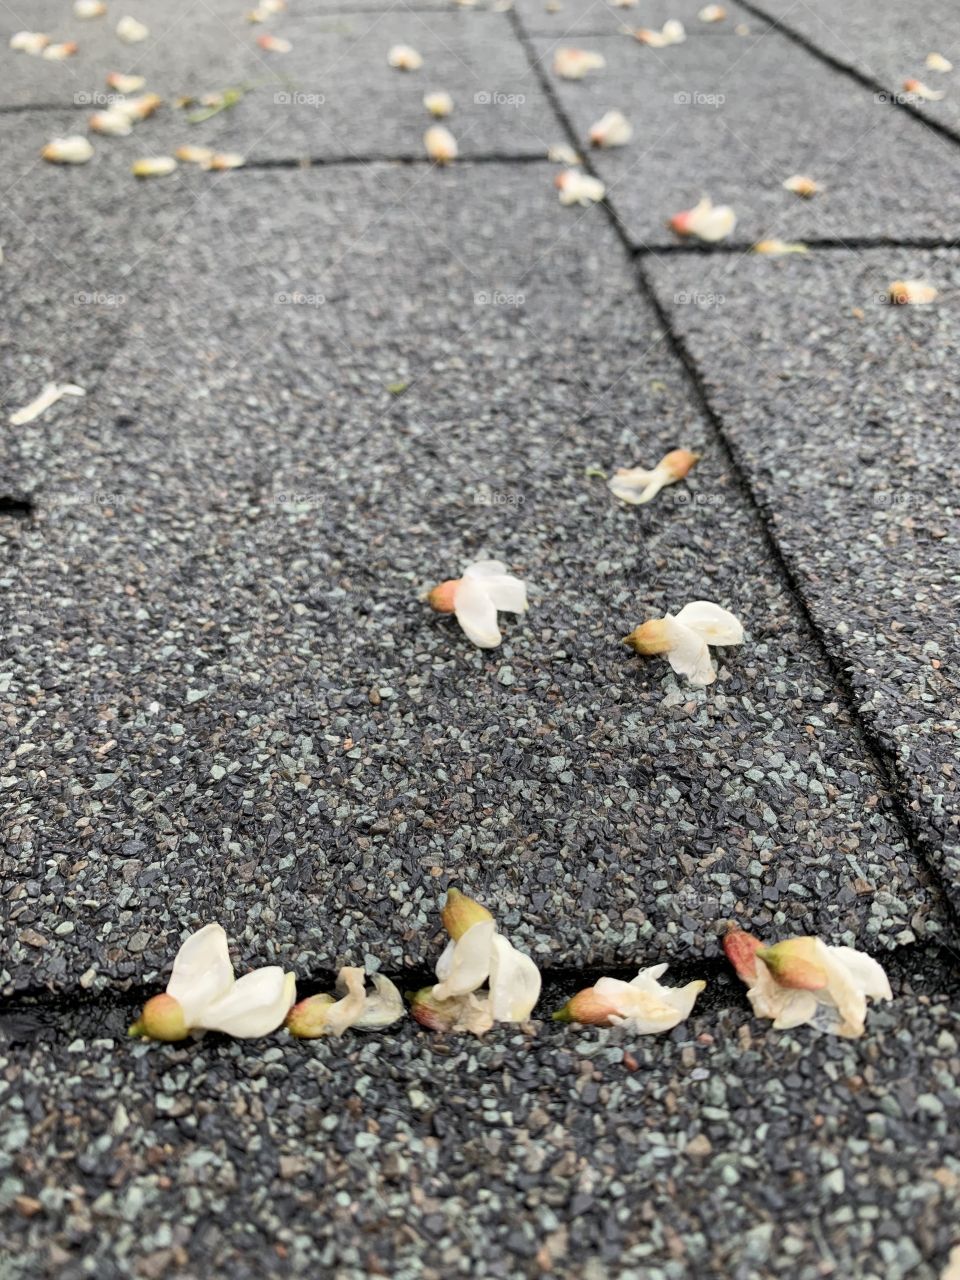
xmin=547 ymin=142 xmax=580 ymax=165
xmin=10 ymin=32 xmax=51 ymax=56
xmin=608 ymin=448 xmax=700 ymax=505
xmin=42 ymin=42 xmax=79 ymax=60
xmin=554 ymin=965 xmax=706 ymax=1033
xmin=257 ymin=33 xmax=292 ymax=53
xmin=631 ymin=20 xmax=686 ymax=47
xmin=41 ymin=135 xmax=94 ymax=164
xmin=926 ymin=52 xmax=953 ymax=73
xmin=423 ymin=91 xmax=453 ymax=117
xmin=698 ymin=5 xmax=727 ymax=22
xmin=9 ymin=383 xmax=86 ymax=426
xmin=553 ymin=48 xmax=606 ymax=79
xmin=782 ymin=173 xmax=819 ymax=197
xmin=902 ymin=78 xmax=945 ymax=101
xmin=75 ymin=0 xmax=107 ymax=16
xmin=287 ymin=968 xmax=405 ymax=1037
xmin=555 ymin=169 xmax=605 ymax=205
xmin=427 ymin=560 xmax=527 ymax=648
xmin=131 ymin=156 xmax=178 ymax=178
xmin=388 ymin=44 xmax=423 ymax=70
xmin=116 ymin=15 xmax=149 ymax=42
xmin=669 ymin=196 xmax=736 ymax=241
xmin=589 ymin=109 xmax=632 ymax=147
xmin=888 ymin=279 xmax=938 ymax=304
xmin=624 ymin=601 xmax=744 ymax=687
xmin=754 ymin=239 xmax=809 ymax=255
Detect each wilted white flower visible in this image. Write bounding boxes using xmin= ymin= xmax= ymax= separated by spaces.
xmin=555 ymin=168 xmax=605 ymax=206
xmin=116 ymin=15 xmax=149 ymax=41
xmin=427 ymin=559 xmax=527 ymax=648
xmin=41 ymin=136 xmax=94 ymax=165
xmin=131 ymin=156 xmax=177 ymax=177
xmin=698 ymin=4 xmax=726 ymax=20
xmin=10 ymin=32 xmax=50 ymax=55
xmin=90 ymin=108 xmax=133 ymax=136
xmin=388 ymin=44 xmax=423 ymax=70
xmin=888 ymin=279 xmax=937 ymax=305
xmin=175 ymin=144 xmax=216 ymax=166
xmin=553 ymin=47 xmax=605 ymax=79
xmin=724 ymin=928 xmax=892 ymax=1038
xmin=116 ymin=92 xmax=162 ymax=121
xmin=75 ymin=0 xmax=108 ymax=16
xmin=589 ymin=109 xmax=632 ymax=147
xmin=286 ymin=967 xmax=405 ymax=1037
xmin=128 ymin=923 xmax=297 ymax=1041
xmin=208 ymin=151 xmax=246 ymax=171
xmin=424 ymin=124 xmax=457 ymax=164
xmin=106 ymin=71 xmax=146 ymax=93
xmin=926 ymin=52 xmax=953 ymax=73
xmin=257 ymin=32 xmax=292 ymax=52
xmin=9 ymin=382 xmax=85 ymax=426
xmin=632 ymin=19 xmax=685 ymax=46
xmin=554 ymin=965 xmax=705 ymax=1032
xmin=411 ymin=890 xmax=541 ymax=1035
xmin=547 ymin=142 xmax=580 ymax=165
xmin=782 ymin=173 xmax=819 ymax=197
xmin=608 ymin=447 xmax=699 ymax=505
xmin=753 ymin=239 xmax=808 ymax=255
xmin=423 ymin=90 xmax=453 ymax=117
xmin=248 ymin=0 xmax=287 ymax=19
xmin=42 ymin=41 xmax=78 ymax=60
xmin=902 ymin=77 xmax=945 ymax=100
xmin=624 ymin=601 xmax=744 ymax=686
xmin=669 ymin=195 xmax=736 ymax=241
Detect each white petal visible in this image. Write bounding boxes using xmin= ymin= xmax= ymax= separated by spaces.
xmin=628 ymin=962 xmax=669 ymax=989
xmin=828 ymin=946 xmax=892 ymax=1001
xmin=353 ymin=972 xmax=406 ymax=1028
xmin=488 ymin=934 xmax=541 ymax=1021
xmin=663 ymin=617 xmax=716 ymax=685
xmin=166 ymin=922 xmax=235 ymax=1026
xmin=323 ymin=966 xmax=369 ymax=1035
xmin=673 ymin=601 xmax=744 ymax=645
xmin=463 ymin=559 xmax=508 ymax=579
xmin=484 ymin=574 xmax=528 ymax=615
xmin=592 ymin=976 xmax=635 ymax=1015
xmin=9 ymin=382 xmax=85 ymax=426
xmin=767 ymin=988 xmax=819 ymax=1030
xmin=454 ymin=575 xmax=502 ymax=648
xmin=608 ymin=464 xmax=664 ymax=505
xmin=199 ymin=967 xmax=296 ymax=1037
xmin=433 ymin=920 xmax=495 ymax=999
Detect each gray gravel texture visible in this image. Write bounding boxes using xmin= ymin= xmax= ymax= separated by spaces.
xmin=742 ymin=0 xmax=960 ymax=137
xmin=3 ymin=164 xmax=948 ymax=996
xmin=1 ymin=3 xmax=559 ymax=159
xmin=531 ymin=28 xmax=960 ymax=248
xmin=514 ymin=0 xmax=766 ymax=39
xmin=645 ymin=248 xmax=960 ymax=910
xmin=0 ymin=962 xmax=957 ymax=1280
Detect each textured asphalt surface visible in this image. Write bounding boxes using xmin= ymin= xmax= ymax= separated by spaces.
xmin=1 ymin=1 xmax=958 ymax=1277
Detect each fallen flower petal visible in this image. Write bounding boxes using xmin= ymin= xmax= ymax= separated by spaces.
xmin=698 ymin=4 xmax=726 ymax=20
xmin=410 ymin=987 xmax=495 ymax=1035
xmin=903 ymin=78 xmax=945 ymax=100
xmin=888 ymin=279 xmax=937 ymax=305
xmin=669 ymin=195 xmax=736 ymax=241
xmin=117 ymin=15 xmax=149 ymax=42
xmin=41 ymin=136 xmax=94 ymax=165
xmin=753 ymin=239 xmax=808 ymax=255
xmin=208 ymin=151 xmax=246 ymax=170
xmin=553 ymin=47 xmax=606 ymax=79
xmin=9 ymin=382 xmax=85 ymax=427
xmin=624 ymin=601 xmax=743 ymax=687
xmin=555 ymin=169 xmax=605 ymax=206
xmin=926 ymin=52 xmax=953 ymax=73
xmin=287 ymin=967 xmax=404 ymax=1037
xmin=554 ymin=964 xmax=705 ymax=1033
xmin=632 ymin=20 xmax=685 ymax=47
xmin=424 ymin=124 xmax=457 ymax=164
xmin=131 ymin=156 xmax=178 ymax=177
xmin=257 ymin=32 xmax=292 ymax=52
xmin=782 ymin=173 xmax=819 ymax=197
xmin=589 ymin=109 xmax=632 ymax=148
xmin=427 ymin=559 xmax=528 ymax=648
xmin=90 ymin=108 xmax=132 ymax=135
xmin=10 ymin=32 xmax=50 ymax=55
xmin=547 ymin=142 xmax=580 ymax=165
xmin=608 ymin=447 xmax=699 ymax=505
xmin=128 ymin=922 xmax=297 ymax=1041
xmin=725 ymin=926 xmax=891 ymax=1038
xmin=75 ymin=0 xmax=107 ymax=15
xmin=423 ymin=90 xmax=454 ymax=117
xmin=941 ymin=1245 xmax=960 ymax=1280
xmin=118 ymin=92 xmax=163 ymax=121
xmin=175 ymin=144 xmax=216 ymax=165
xmin=248 ymin=0 xmax=286 ymax=18
xmin=42 ymin=42 xmax=79 ymax=60
xmin=388 ymin=44 xmax=423 ymax=70
xmin=106 ymin=72 xmax=146 ymax=93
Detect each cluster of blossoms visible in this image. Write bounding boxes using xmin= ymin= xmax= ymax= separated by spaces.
xmin=129 ymin=894 xmax=892 ymax=1045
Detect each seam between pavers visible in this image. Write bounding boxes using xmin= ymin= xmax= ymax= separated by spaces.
xmin=735 ymin=0 xmax=960 ymax=152
xmin=2 ymin=941 xmax=957 ymax=1023
xmin=507 ymin=1 xmax=960 ymax=947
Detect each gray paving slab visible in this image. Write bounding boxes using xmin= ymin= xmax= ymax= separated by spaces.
xmin=0 ymin=961 xmax=956 ymax=1279
xmin=514 ymin=0 xmax=765 ymax=39
xmin=1 ymin=165 xmax=949 ymax=998
xmin=531 ymin=29 xmax=960 ymax=247
xmin=0 ymin=3 xmax=556 ymax=159
xmin=743 ymin=0 xmax=960 ymax=137
xmin=645 ymin=246 xmax=960 ymax=908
